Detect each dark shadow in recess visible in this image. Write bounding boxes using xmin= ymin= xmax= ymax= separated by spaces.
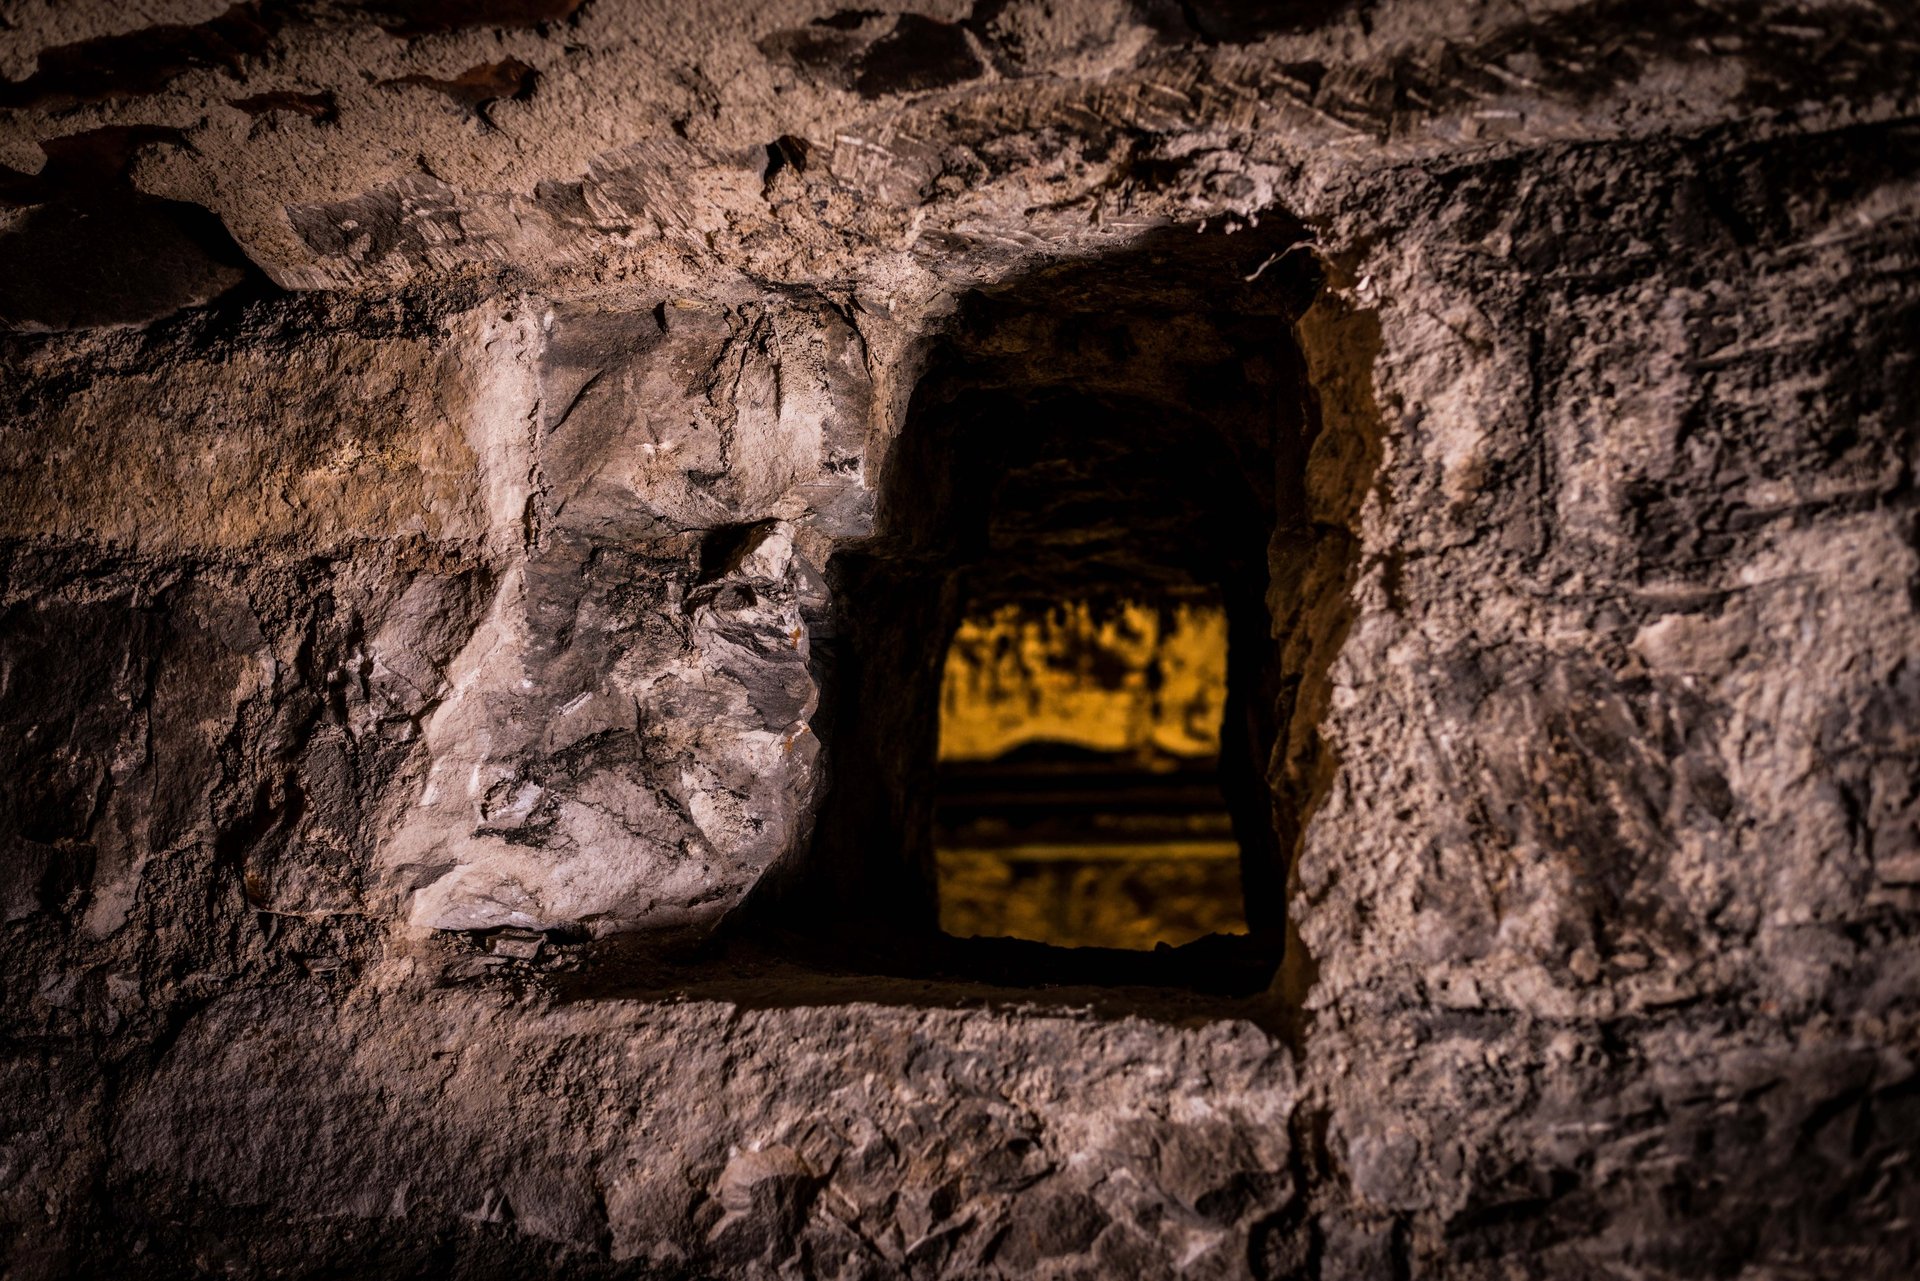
xmin=541 ymin=929 xmax=1286 ymax=1025
xmin=724 ymin=217 xmax=1337 ymax=999
xmin=0 ymin=126 xmax=281 ymax=331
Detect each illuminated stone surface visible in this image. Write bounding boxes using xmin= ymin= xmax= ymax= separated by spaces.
xmin=938 ymin=601 xmax=1228 ymax=762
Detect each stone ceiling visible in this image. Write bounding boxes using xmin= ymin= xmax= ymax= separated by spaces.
xmin=4 ymin=0 xmax=1914 ymax=323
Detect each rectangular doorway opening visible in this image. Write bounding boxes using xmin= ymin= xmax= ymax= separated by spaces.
xmin=750 ymin=218 xmax=1339 ymax=1002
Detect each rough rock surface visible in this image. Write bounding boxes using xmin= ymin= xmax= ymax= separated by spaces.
xmin=2 ymin=1 xmax=1918 ymax=1277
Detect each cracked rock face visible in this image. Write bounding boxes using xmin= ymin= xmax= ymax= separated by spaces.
xmin=2 ymin=2 xmax=1918 ymax=1278
xmin=385 ymin=298 xmax=867 ymax=935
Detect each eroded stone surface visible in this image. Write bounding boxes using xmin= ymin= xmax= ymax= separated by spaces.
xmin=2 ymin=1 xmax=1917 ymax=1277
xmin=384 ymin=297 xmax=868 ymax=934
xmin=100 ymin=957 xmax=1292 ymax=1277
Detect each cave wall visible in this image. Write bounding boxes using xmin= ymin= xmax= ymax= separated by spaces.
xmin=1287 ymin=120 xmax=1920 ymax=1272
xmin=3 ymin=2 xmax=1917 ymax=1278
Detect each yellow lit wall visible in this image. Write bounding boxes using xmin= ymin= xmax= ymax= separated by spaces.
xmin=937 ymin=601 xmax=1228 ymax=763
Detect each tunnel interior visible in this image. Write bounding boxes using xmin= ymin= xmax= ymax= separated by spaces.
xmin=933 ymin=594 xmax=1244 ymax=951
xmin=796 ymin=221 xmax=1330 ymax=992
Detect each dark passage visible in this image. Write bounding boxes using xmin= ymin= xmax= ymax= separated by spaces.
xmin=793 ymin=221 xmax=1330 ymax=990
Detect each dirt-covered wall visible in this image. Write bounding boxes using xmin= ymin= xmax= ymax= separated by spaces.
xmin=2 ymin=2 xmax=1916 ymax=1277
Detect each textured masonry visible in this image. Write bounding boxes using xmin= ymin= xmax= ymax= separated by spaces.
xmin=2 ymin=2 xmax=1917 ymax=1278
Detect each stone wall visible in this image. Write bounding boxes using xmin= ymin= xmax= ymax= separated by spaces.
xmin=2 ymin=2 xmax=1916 ymax=1277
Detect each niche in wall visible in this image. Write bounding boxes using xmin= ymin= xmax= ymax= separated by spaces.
xmin=788 ymin=220 xmax=1335 ymax=994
